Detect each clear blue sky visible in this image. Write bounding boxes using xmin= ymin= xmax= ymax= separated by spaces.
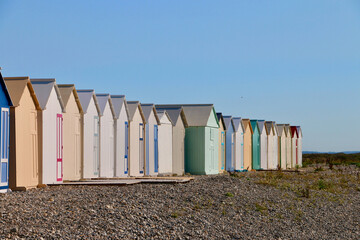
xmin=1 ymin=1 xmax=359 ymax=152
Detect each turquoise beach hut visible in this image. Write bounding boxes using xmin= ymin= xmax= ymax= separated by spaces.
xmin=250 ymin=120 xmax=261 ymax=170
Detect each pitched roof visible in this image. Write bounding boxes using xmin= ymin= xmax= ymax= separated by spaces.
xmin=127 ymin=101 xmax=146 ymax=123
xmin=223 ymin=116 xmax=234 ymax=131
xmin=242 ymin=119 xmax=253 ymax=134
xmin=110 ymin=95 xmax=129 ymax=120
xmin=265 ymin=121 xmax=274 ymax=135
xmin=284 ymin=124 xmax=291 ymax=137
xmin=4 ymin=77 xmax=41 ymax=110
xmin=155 ymin=105 xmax=188 ymax=127
xmin=232 ymin=117 xmax=244 ymax=132
xmin=0 ymin=72 xmax=13 ymax=106
xmin=276 ymin=124 xmax=286 ymax=136
xmin=76 ymin=89 xmax=100 ymax=114
xmin=57 ymin=84 xmax=83 ymax=114
xmin=95 ymin=93 xmax=115 ymax=117
xmin=140 ymin=103 xmax=160 ymax=125
xmin=156 ymin=110 xmax=173 ymax=125
xmin=30 ymin=79 xmax=64 ymax=111
xmin=154 ymin=104 xmax=217 ymax=127
xmin=216 ymin=112 xmax=226 ymax=131
xmin=291 ymin=126 xmax=299 ymax=138
xmin=257 ymin=120 xmax=266 ymax=133
xmin=250 ymin=120 xmax=259 ymax=133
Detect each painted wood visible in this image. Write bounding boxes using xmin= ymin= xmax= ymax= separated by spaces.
xmin=157 ymin=111 xmax=173 ymax=175
xmin=232 ymin=118 xmax=244 ymax=172
xmin=297 ymin=126 xmax=303 ymax=167
xmin=285 ymin=125 xmax=292 ymax=169
xmin=242 ymin=119 xmax=253 ymax=171
xmin=111 ymin=95 xmax=129 ymax=178
xmin=265 ymin=122 xmax=275 ymax=170
xmin=96 ymin=94 xmax=115 ymax=178
xmin=31 ymin=79 xmax=64 ymax=185
xmin=258 ymin=120 xmax=268 ymax=170
xmin=223 ymin=116 xmax=235 ymax=172
xmin=77 ymin=90 xmax=100 ymax=179
xmin=273 ymin=122 xmax=278 ymax=169
xmin=291 ymin=126 xmax=299 ymax=168
xmin=5 ymin=77 xmax=41 ymax=190
xmin=251 ymin=120 xmax=261 ymax=170
xmin=127 ymin=101 xmax=145 ymax=177
xmin=216 ymin=113 xmax=226 ymax=173
xmin=58 ymin=85 xmax=83 ymax=181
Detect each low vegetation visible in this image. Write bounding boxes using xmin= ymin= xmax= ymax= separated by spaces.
xmin=303 ymin=152 xmax=360 ymax=168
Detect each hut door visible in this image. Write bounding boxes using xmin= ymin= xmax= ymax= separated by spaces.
xmin=56 ymin=114 xmax=63 ymax=182
xmin=240 ymin=133 xmax=244 ymax=170
xmin=93 ymin=116 xmax=99 ymax=175
xmin=154 ymin=125 xmax=158 ymax=173
xmin=124 ymin=122 xmax=128 ymax=174
xmin=139 ymin=123 xmax=144 ymax=174
xmin=209 ymin=128 xmax=215 ymax=170
xmin=0 ymin=108 xmax=9 ymax=186
xmin=296 ymin=139 xmax=298 ymax=165
xmin=221 ymin=131 xmax=225 ymax=170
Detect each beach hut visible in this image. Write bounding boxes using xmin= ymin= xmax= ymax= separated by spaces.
xmin=110 ymin=95 xmax=130 ymax=177
xmin=242 ymin=119 xmax=253 ymax=171
xmin=223 ymin=116 xmax=235 ymax=172
xmin=4 ymin=77 xmax=41 ymax=190
xmin=77 ymin=90 xmax=100 ymax=179
xmin=155 ymin=105 xmax=188 ymax=176
xmin=297 ymin=126 xmax=303 ymax=167
xmin=0 ymin=71 xmax=12 ymax=192
xmin=57 ymin=84 xmax=83 ymax=181
xmin=216 ymin=113 xmax=226 ymax=173
xmin=291 ymin=126 xmax=299 ymax=168
xmin=31 ymin=79 xmax=64 ymax=185
xmin=156 ymin=110 xmax=173 ymax=175
xmin=250 ymin=120 xmax=261 ymax=170
xmin=265 ymin=121 xmax=275 ymax=170
xmin=141 ymin=104 xmax=160 ymax=176
xmin=232 ymin=117 xmax=244 ymax=172
xmin=276 ymin=124 xmax=287 ymax=170
xmin=127 ymin=101 xmax=146 ymax=177
xmin=285 ymin=124 xmax=292 ymax=169
xmin=257 ymin=120 xmax=267 ymax=170
xmin=96 ymin=94 xmax=115 ymax=178
xmin=158 ymin=104 xmax=219 ymax=175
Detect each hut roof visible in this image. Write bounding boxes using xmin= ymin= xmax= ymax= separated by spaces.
xmin=4 ymin=76 xmax=41 ymax=110
xmin=57 ymin=84 xmax=83 ymax=114
xmin=30 ymin=79 xmax=65 ymax=111
xmin=127 ymin=101 xmax=146 ymax=123
xmin=155 ymin=105 xmax=188 ymax=127
xmin=110 ymin=95 xmax=129 ymax=120
xmin=76 ymin=89 xmax=100 ymax=114
xmin=140 ymin=104 xmax=160 ymax=125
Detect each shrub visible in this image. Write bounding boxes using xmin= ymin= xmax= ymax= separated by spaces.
xmin=225 ymin=192 xmax=234 ymax=197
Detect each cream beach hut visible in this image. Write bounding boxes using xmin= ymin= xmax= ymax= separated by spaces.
xmin=156 ymin=110 xmax=173 ymax=175
xmin=57 ymin=84 xmax=83 ymax=181
xmin=242 ymin=119 xmax=253 ymax=171
xmin=0 ymin=71 xmax=12 ymax=193
xmin=257 ymin=120 xmax=268 ymax=170
xmin=31 ymin=79 xmax=64 ymax=185
xmin=77 ymin=90 xmax=101 ymax=179
xmin=232 ymin=117 xmax=244 ymax=172
xmin=276 ymin=124 xmax=287 ymax=170
xmin=291 ymin=126 xmax=299 ymax=168
xmin=127 ymin=101 xmax=146 ymax=177
xmin=155 ymin=105 xmax=188 ymax=176
xmin=216 ymin=113 xmax=226 ymax=173
xmin=265 ymin=121 xmax=275 ymax=170
xmin=96 ymin=94 xmax=115 ymax=178
xmin=285 ymin=124 xmax=292 ymax=169
xmin=110 ymin=95 xmax=130 ymax=177
xmin=297 ymin=126 xmax=303 ymax=167
xmin=272 ymin=121 xmax=279 ymax=169
xmin=5 ymin=77 xmax=41 ymax=190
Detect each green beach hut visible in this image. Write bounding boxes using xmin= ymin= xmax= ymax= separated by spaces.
xmin=156 ymin=104 xmax=219 ymax=175
xmin=250 ymin=120 xmax=261 ymax=170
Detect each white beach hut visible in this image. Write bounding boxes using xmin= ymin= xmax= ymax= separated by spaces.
xmin=31 ymin=79 xmax=64 ymax=185
xmin=297 ymin=126 xmax=303 ymax=167
xmin=127 ymin=101 xmax=146 ymax=177
xmin=111 ymin=95 xmax=130 ymax=177
xmin=257 ymin=120 xmax=268 ymax=170
xmin=156 ymin=110 xmax=173 ymax=175
xmin=141 ymin=104 xmax=160 ymax=176
xmin=77 ymin=90 xmax=101 ymax=179
xmin=285 ymin=124 xmax=292 ymax=169
xmin=155 ymin=105 xmax=188 ymax=176
xmin=276 ymin=124 xmax=287 ymax=170
xmin=232 ymin=117 xmax=244 ymax=172
xmin=96 ymin=94 xmax=115 ymax=178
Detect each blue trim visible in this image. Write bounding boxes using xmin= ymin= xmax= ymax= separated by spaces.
xmin=0 ymin=185 xmax=8 ymax=190
xmin=145 ymin=124 xmax=149 ymax=175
